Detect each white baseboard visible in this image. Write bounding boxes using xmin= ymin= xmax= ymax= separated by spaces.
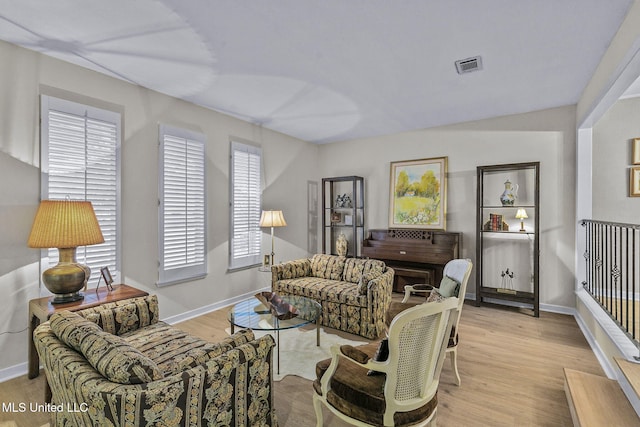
xmin=161 ymin=287 xmax=269 ymax=325
xmin=0 ymin=362 xmax=28 ymax=383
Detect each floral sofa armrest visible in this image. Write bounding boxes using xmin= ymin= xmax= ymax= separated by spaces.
xmin=34 ymin=324 xmax=277 ymax=426
xmin=362 ymin=267 xmax=395 ymax=339
xmin=271 ymin=258 xmax=312 ymax=283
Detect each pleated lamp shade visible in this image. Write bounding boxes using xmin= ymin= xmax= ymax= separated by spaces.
xmin=28 ymin=200 xmax=105 ymax=249
xmin=259 ymin=210 xmax=287 ymax=228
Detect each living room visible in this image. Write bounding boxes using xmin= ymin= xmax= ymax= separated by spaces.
xmin=2 ymin=1 xmax=640 ymax=425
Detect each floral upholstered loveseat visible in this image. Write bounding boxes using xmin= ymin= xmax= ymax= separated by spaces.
xmin=271 ymin=254 xmax=394 ymax=339
xmin=33 ymin=294 xmax=277 ymax=427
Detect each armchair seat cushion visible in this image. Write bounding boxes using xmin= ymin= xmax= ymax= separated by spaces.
xmin=122 ymin=322 xmax=255 ymax=376
xmin=313 ymin=341 xmax=438 ymax=426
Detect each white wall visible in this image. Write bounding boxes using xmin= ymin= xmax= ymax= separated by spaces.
xmin=0 ymin=38 xmax=580 ymax=377
xmin=0 ymin=40 xmax=319 ymax=374
xmin=318 ymin=105 xmax=577 ymax=309
xmin=592 ymin=97 xmax=640 ymax=222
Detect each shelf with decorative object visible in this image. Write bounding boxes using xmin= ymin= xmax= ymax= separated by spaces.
xmin=322 ymin=176 xmax=364 ymax=257
xmin=476 ymin=162 xmax=539 ymax=316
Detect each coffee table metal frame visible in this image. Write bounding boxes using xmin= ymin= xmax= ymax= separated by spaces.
xmin=228 ymin=294 xmax=321 ymax=374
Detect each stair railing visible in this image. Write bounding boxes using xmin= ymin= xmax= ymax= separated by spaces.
xmin=580 ymin=219 xmax=640 ymax=360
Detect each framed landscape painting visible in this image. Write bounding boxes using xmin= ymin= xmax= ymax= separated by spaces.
xmin=389 ymin=157 xmax=447 ymax=229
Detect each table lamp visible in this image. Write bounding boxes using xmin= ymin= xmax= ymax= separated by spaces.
xmin=28 ymin=200 xmax=105 ymax=304
xmin=259 ymin=210 xmax=287 ymax=266
xmin=515 ymin=208 xmax=528 ymax=232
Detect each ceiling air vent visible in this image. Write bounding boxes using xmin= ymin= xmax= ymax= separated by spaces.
xmin=455 ymin=56 xmax=483 ymax=74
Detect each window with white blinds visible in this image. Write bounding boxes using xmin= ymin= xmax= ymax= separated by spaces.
xmin=40 ymin=95 xmax=121 ymax=288
xmin=229 ymin=141 xmax=262 ymax=270
xmin=158 ymin=125 xmax=207 ymax=286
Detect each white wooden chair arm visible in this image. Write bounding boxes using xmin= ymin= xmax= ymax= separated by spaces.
xmin=402 ymin=283 xmax=433 ymax=303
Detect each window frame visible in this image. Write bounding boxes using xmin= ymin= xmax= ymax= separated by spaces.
xmin=39 ymin=94 xmax=122 ymax=288
xmin=158 ymin=124 xmax=207 ymax=286
xmin=229 ymin=140 xmax=263 ymax=270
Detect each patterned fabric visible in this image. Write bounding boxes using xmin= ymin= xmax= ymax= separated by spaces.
xmin=50 ymin=310 xmax=163 ymax=384
xmin=427 ymin=289 xmax=446 ymax=302
xmin=35 ymin=299 xmax=278 ymax=427
xmin=124 ymin=322 xmax=255 ymax=376
xmin=271 ymin=258 xmax=311 ymax=281
xmin=343 ymin=258 xmax=385 ymax=283
xmin=358 ymin=272 xmax=379 ymax=295
xmin=310 ymin=254 xmax=346 ymax=280
xmin=77 ymin=294 xmax=159 ymax=335
xmin=273 ymin=254 xmax=394 ymax=339
xmin=276 ymin=277 xmax=366 ymax=307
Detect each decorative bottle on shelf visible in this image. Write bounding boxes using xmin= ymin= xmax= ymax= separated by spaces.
xmin=499 ymin=179 xmax=518 ymax=206
xmin=336 ymin=233 xmax=348 ymax=256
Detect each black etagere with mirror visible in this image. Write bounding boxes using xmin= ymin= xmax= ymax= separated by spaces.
xmin=322 ymin=176 xmax=364 ymax=257
xmin=475 ymin=162 xmax=540 ymax=316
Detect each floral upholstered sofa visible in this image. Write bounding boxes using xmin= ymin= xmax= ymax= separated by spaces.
xmin=271 ymin=254 xmax=394 ymax=339
xmin=33 ymin=294 xmax=277 ymax=427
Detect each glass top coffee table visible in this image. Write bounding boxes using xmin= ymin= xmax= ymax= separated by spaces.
xmin=228 ymin=292 xmax=322 ymax=374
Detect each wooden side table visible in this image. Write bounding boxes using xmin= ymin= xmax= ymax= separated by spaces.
xmin=28 ymin=283 xmax=149 ymax=379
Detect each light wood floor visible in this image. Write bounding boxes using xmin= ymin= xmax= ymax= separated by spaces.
xmin=0 ymin=300 xmax=604 ymax=427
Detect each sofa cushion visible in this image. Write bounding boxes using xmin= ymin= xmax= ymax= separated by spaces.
xmin=276 ymin=277 xmax=367 ymax=307
xmin=50 ymin=310 xmax=163 ymax=384
xmin=343 ymin=258 xmax=386 ymax=284
xmin=311 ymin=254 xmax=346 ymax=280
xmin=77 ymin=294 xmax=159 ymax=336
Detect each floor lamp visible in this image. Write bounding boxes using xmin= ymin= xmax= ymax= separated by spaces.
xmin=260 ymin=210 xmax=287 ymax=266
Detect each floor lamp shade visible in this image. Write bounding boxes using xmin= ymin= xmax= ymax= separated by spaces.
xmin=260 ymin=210 xmax=287 ymax=265
xmin=28 ymin=200 xmax=105 ymax=304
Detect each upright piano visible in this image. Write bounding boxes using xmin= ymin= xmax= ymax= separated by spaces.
xmin=362 ymin=229 xmax=461 ymax=293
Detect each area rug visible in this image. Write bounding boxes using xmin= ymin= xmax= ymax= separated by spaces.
xmin=227 ymin=326 xmax=368 ymax=381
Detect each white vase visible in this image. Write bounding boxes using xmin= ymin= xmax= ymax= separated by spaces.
xmin=336 ymin=233 xmax=348 ymax=256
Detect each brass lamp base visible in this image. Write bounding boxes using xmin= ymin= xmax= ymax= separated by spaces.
xmin=50 ymin=292 xmax=85 ymax=304
xmin=42 ymin=247 xmax=88 ymax=305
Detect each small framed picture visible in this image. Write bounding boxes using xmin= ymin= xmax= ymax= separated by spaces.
xmin=630 ymin=167 xmax=640 ymax=197
xmin=263 ymin=254 xmax=271 ymax=267
xmin=330 ymin=211 xmax=342 ymax=223
xmin=100 ymin=266 xmax=114 ymax=291
xmin=634 ymin=138 xmax=640 ymax=165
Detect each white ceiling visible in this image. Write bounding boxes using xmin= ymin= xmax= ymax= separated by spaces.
xmin=0 ymin=0 xmax=634 ymax=143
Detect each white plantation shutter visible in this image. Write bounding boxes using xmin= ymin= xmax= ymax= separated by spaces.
xmin=229 ymin=141 xmax=262 ymax=269
xmin=40 ymin=95 xmax=121 ymax=288
xmin=158 ymin=125 xmax=207 ymax=286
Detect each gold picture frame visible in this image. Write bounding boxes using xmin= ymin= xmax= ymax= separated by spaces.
xmin=630 ymin=166 xmax=640 ymax=197
xmin=634 ymin=138 xmax=640 ymax=165
xmin=389 ymin=157 xmax=447 ymax=229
